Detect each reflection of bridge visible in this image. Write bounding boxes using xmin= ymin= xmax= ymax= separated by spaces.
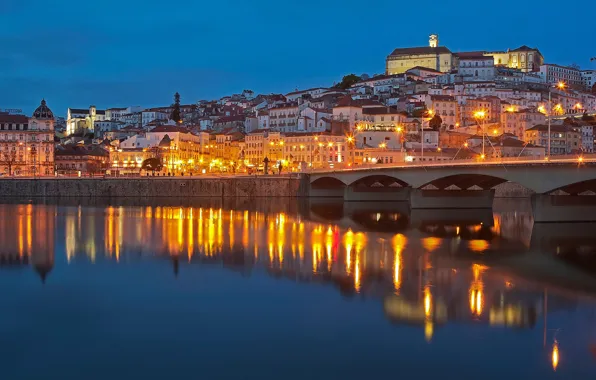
xmin=307 ymin=161 xmax=596 ymax=222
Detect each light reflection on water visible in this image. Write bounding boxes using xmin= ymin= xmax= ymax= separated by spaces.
xmin=1 ymin=198 xmax=596 ymax=379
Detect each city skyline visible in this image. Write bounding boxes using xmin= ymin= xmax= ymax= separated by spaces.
xmin=2 ymin=0 xmax=595 ymax=115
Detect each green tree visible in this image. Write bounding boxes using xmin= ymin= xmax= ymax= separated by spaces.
xmin=141 ymin=157 xmax=163 ymax=173
xmin=335 ymin=74 xmax=361 ymax=90
xmin=170 ymin=92 xmax=182 ymax=123
xmin=429 ymin=114 xmax=443 ymax=129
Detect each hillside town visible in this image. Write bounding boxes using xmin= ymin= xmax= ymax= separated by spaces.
xmin=2 ymin=34 xmax=596 ymax=177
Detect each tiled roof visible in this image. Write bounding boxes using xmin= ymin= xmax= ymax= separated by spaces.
xmin=388 ymin=46 xmax=451 ymax=56
xmin=0 ymin=113 xmax=28 ymax=123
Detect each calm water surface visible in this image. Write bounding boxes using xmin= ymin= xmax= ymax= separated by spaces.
xmin=1 ymin=198 xmax=596 ymax=379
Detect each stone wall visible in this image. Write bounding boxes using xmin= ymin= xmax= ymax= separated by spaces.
xmin=0 ymin=177 xmax=307 ymax=198
xmin=492 ymin=182 xmax=535 ymax=198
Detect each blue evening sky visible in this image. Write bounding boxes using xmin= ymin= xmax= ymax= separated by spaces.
xmin=1 ymin=0 xmax=595 ymax=117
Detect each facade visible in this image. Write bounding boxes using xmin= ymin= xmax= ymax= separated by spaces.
xmin=386 ymin=35 xmax=452 ymax=75
xmin=66 ymin=106 xmax=106 ymax=135
xmin=456 ymin=53 xmax=496 ymax=81
xmin=283 ymin=133 xmax=349 ymax=169
xmin=500 ymin=109 xmax=546 ymax=141
xmin=525 ymin=124 xmax=581 ymax=155
xmin=142 ymin=109 xmax=169 ymax=127
xmin=269 ymin=104 xmax=300 ymax=132
xmin=55 ymin=145 xmax=109 ymax=175
xmin=0 ymin=100 xmax=55 ymax=176
xmin=486 ymin=46 xmax=544 ymax=72
xmin=426 ymin=95 xmax=459 ymax=128
xmin=581 ymin=70 xmax=596 ymax=91
xmin=540 ymin=64 xmax=583 ymax=87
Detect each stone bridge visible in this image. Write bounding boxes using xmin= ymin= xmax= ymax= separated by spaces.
xmin=306 ymin=160 xmax=596 ymax=222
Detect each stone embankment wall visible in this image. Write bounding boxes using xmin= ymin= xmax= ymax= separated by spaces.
xmin=492 ymin=182 xmax=535 ymax=198
xmin=0 ymin=177 xmax=308 ymax=198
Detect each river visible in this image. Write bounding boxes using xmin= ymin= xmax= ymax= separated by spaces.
xmin=1 ymin=198 xmax=595 ymax=379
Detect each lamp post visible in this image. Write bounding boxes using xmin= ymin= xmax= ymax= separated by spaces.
xmin=547 ymin=81 xmax=566 ymax=159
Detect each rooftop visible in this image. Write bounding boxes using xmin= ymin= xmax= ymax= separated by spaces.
xmin=388 ymin=46 xmax=451 ymax=57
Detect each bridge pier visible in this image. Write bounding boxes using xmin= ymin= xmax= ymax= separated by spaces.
xmin=344 ymin=186 xmax=410 ymax=202
xmin=410 ymin=189 xmax=495 ymax=209
xmin=532 ymin=194 xmax=596 ymax=222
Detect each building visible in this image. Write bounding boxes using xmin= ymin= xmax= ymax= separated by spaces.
xmin=285 ymin=88 xmax=328 ymax=102
xmin=0 ymin=100 xmax=55 ymax=176
xmin=269 ymin=104 xmax=300 ymax=133
xmin=142 ymin=109 xmax=169 ymax=127
xmin=66 ymin=105 xmax=106 ymax=135
xmin=484 ymin=135 xmax=545 ymax=159
xmin=55 ymin=144 xmax=109 ymax=175
xmin=581 ymin=70 xmax=596 ymax=91
xmin=282 ymin=133 xmax=349 ymax=169
xmin=525 ymin=124 xmax=581 ymax=155
xmin=540 ymin=64 xmax=583 ymax=88
xmin=113 ymin=126 xmax=208 ymax=174
xmin=426 ymin=95 xmax=459 ymax=129
xmin=500 ymin=109 xmax=546 ymax=141
xmin=456 ymin=52 xmax=496 ymax=81
xmin=386 ymin=34 xmax=453 ymax=75
xmin=485 ymin=46 xmax=544 ymax=72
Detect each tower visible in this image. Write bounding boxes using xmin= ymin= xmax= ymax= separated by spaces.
xmin=429 ymin=34 xmax=438 ymax=48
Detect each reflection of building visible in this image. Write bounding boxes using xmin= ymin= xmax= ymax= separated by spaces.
xmin=0 ymin=205 xmax=55 ymax=282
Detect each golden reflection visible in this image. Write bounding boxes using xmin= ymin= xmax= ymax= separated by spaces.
xmin=469 ymin=264 xmax=486 ymax=317
xmin=552 ymin=341 xmax=559 ymax=371
xmin=422 ymin=237 xmax=441 ymax=252
xmin=392 ymin=234 xmax=406 ymax=293
xmin=424 ymin=286 xmax=432 ymax=318
xmin=343 ymin=230 xmax=354 ymax=275
xmin=468 ymin=240 xmax=489 ymax=252
xmin=354 ymin=254 xmax=361 ymax=293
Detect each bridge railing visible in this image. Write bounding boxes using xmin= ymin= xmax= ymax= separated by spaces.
xmin=306 ymin=155 xmax=596 ymax=173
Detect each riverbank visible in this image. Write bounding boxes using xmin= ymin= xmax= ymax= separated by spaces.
xmin=0 ymin=176 xmax=533 ymax=198
xmin=0 ymin=176 xmax=306 ymax=198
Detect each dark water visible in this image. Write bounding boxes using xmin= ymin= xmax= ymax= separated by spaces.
xmin=1 ymin=198 xmax=596 ymax=379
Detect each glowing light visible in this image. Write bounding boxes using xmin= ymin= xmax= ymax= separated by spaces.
xmin=464 ymin=142 xmax=469 ymax=148
xmin=474 ymin=110 xmax=486 ymax=119
xmin=552 ymin=342 xmax=559 ymax=371
xmin=422 ymin=237 xmax=441 ymax=252
xmin=578 ymin=156 xmax=584 ymax=163
xmin=424 ymin=286 xmax=432 ymax=318
xmin=557 ymin=81 xmax=566 ymax=89
xmin=480 ymin=154 xmax=486 ymax=160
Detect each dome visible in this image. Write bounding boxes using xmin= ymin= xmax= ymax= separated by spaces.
xmin=33 ymin=99 xmax=54 ymax=119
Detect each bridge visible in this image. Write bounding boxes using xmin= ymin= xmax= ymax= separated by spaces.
xmin=305 ymin=158 xmax=596 ymax=222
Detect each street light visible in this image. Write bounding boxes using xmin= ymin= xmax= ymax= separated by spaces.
xmin=548 ymin=81 xmax=566 ymax=159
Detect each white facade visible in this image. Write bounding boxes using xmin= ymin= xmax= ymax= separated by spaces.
xmin=269 ymin=104 xmax=300 ymax=132
xmin=142 ymin=110 xmax=169 ymax=127
xmin=581 ymin=70 xmax=596 ymax=91
xmin=458 ymin=56 xmax=495 ymax=81
xmin=540 ymin=64 xmax=583 ymax=87
xmin=66 ymin=106 xmax=106 ymax=135
xmin=285 ymin=88 xmax=328 ymax=102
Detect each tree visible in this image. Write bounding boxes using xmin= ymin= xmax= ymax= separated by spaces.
xmin=141 ymin=157 xmax=163 ymax=173
xmin=335 ymin=74 xmax=361 ymax=90
xmin=1 ymin=150 xmax=18 ymax=176
xmin=170 ymin=92 xmax=182 ymax=123
xmin=429 ymin=114 xmax=443 ymax=129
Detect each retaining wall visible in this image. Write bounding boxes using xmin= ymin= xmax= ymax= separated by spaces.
xmin=0 ymin=177 xmax=307 ymax=198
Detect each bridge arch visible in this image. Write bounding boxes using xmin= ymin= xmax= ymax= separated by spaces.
xmin=416 ymin=173 xmax=535 ymax=193
xmin=311 ymin=176 xmax=347 ymax=189
xmin=347 ymin=174 xmax=410 ymax=189
xmin=546 ymin=178 xmax=596 ymax=195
